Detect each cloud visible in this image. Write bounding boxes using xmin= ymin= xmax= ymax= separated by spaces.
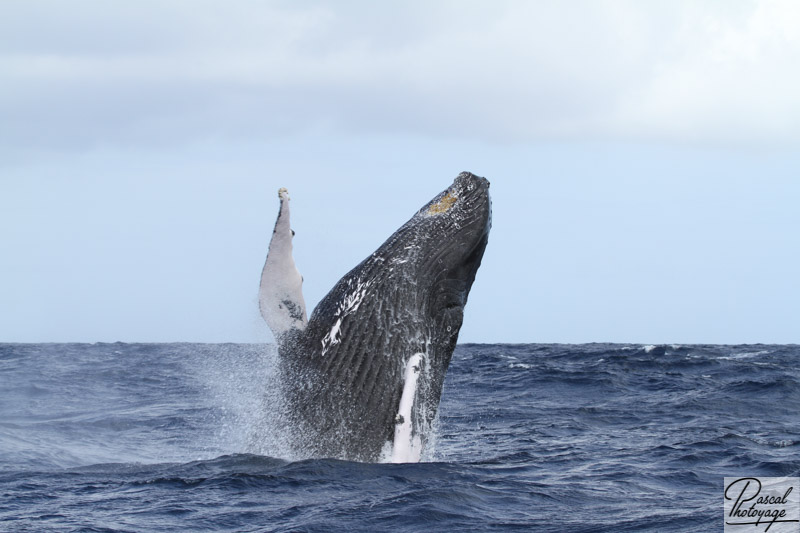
xmin=1 ymin=0 xmax=798 ymax=152
xmin=616 ymin=0 xmax=800 ymax=143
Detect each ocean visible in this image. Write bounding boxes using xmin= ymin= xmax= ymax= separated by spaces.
xmin=1 ymin=343 xmax=798 ymax=532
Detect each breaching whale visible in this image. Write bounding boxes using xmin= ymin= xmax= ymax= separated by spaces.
xmin=259 ymin=172 xmax=491 ymax=462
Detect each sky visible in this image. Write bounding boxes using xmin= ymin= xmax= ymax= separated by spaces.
xmin=1 ymin=0 xmax=799 ymax=344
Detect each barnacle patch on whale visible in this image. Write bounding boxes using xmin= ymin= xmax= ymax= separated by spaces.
xmin=428 ymin=193 xmax=457 ymax=215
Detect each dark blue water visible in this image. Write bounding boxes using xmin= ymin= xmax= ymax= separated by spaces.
xmin=1 ymin=343 xmax=798 ymax=532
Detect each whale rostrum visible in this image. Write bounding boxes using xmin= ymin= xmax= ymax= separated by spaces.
xmin=259 ymin=172 xmax=491 ymax=462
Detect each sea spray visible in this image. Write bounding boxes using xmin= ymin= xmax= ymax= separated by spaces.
xmin=194 ymin=343 xmax=297 ymax=460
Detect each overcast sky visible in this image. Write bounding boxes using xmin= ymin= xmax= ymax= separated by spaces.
xmin=2 ymin=0 xmax=798 ymax=344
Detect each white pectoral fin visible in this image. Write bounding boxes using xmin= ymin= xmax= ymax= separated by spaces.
xmin=259 ymin=188 xmax=308 ymax=339
xmin=391 ymin=353 xmax=424 ymax=463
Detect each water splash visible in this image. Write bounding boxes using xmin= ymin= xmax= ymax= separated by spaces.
xmin=194 ymin=344 xmax=297 ymax=460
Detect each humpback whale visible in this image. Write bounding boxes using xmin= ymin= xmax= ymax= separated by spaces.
xmin=259 ymin=172 xmax=491 ymax=462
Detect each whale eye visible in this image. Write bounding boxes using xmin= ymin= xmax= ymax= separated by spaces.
xmin=428 ymin=193 xmax=457 ymax=215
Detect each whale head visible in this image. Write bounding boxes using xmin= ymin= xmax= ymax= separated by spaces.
xmin=411 ymin=171 xmax=491 ymax=354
